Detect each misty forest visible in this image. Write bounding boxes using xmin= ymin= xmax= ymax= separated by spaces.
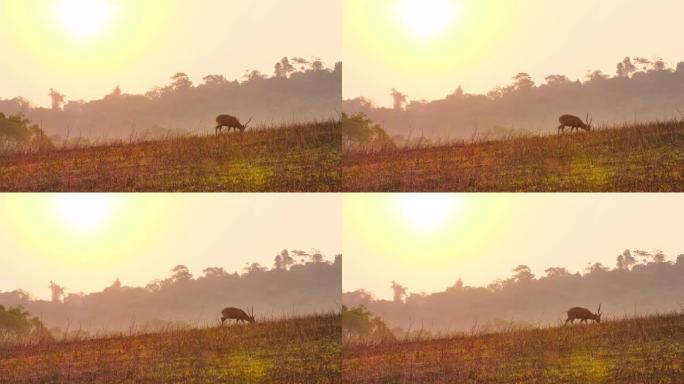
xmin=0 ymin=250 xmax=341 ymax=338
xmin=0 ymin=57 xmax=341 ymax=144
xmin=343 ymin=249 xmax=684 ymax=337
xmin=343 ymin=56 xmax=684 ymax=142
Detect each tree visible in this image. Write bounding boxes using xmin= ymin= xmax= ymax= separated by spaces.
xmin=48 ymin=88 xmax=66 ymax=111
xmin=202 ymin=75 xmax=227 ymax=86
xmin=513 ymin=265 xmax=534 ymax=282
xmin=170 ymin=265 xmax=193 ymax=282
xmin=544 ymin=74 xmax=570 ymax=86
xmin=616 ymin=57 xmax=637 ymax=78
xmin=512 ymin=72 xmax=535 ymax=90
xmin=49 ymin=281 xmax=65 ymax=303
xmin=202 ymin=267 xmax=228 ymax=278
xmin=585 ymin=70 xmax=609 ymax=82
xmin=274 ymin=57 xmax=295 ymax=78
xmin=243 ymin=70 xmax=267 ymax=82
xmin=585 ymin=262 xmax=609 ymax=274
xmin=390 ymin=88 xmax=408 ymax=110
xmin=390 ymin=280 xmax=407 ymax=303
xmin=170 ymin=73 xmax=192 ymax=91
xmin=0 ymin=113 xmax=52 ymax=149
xmin=243 ymin=262 xmax=267 ymax=274
xmin=616 ymin=249 xmax=637 ymax=270
xmin=0 ymin=305 xmax=52 ymax=341
xmin=274 ymin=249 xmax=295 ymax=270
xmin=544 ymin=267 xmax=570 ymax=278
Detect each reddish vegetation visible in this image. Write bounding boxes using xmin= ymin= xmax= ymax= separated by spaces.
xmin=343 ymin=121 xmax=683 ymax=192
xmin=0 ymin=121 xmax=340 ymax=192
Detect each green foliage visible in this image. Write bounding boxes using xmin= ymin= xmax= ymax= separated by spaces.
xmin=0 ymin=305 xmax=52 ymax=342
xmin=342 ymin=305 xmax=395 ymax=343
xmin=342 ymin=113 xmax=395 ymax=150
xmin=0 ymin=113 xmax=53 ymax=151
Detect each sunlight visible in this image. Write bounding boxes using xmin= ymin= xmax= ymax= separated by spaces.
xmin=56 ymin=194 xmax=113 ymax=231
xmin=398 ymin=194 xmax=459 ymax=230
xmin=57 ymin=0 xmax=112 ymax=39
xmin=399 ymin=0 xmax=457 ymax=38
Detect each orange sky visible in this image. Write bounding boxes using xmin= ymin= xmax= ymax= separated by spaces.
xmin=344 ymin=0 xmax=684 ymax=106
xmin=0 ymin=194 xmax=341 ymax=300
xmin=0 ymin=0 xmax=340 ymax=107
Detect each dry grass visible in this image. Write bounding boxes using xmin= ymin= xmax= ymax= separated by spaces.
xmin=342 ymin=312 xmax=684 ymax=384
xmin=0 ymin=121 xmax=340 ymax=192
xmin=0 ymin=313 xmax=340 ymax=384
xmin=343 ymin=120 xmax=683 ymax=191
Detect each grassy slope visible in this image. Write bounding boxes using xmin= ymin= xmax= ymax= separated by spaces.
xmin=0 ymin=314 xmax=340 ymax=384
xmin=343 ymin=121 xmax=683 ymax=191
xmin=0 ymin=122 xmax=340 ymax=192
xmin=343 ymin=313 xmax=684 ymax=384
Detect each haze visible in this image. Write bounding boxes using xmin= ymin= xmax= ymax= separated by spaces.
xmin=0 ymin=193 xmax=341 ymax=300
xmin=0 ymin=0 xmax=341 ymax=107
xmin=344 ymin=0 xmax=684 ymax=106
xmin=343 ymin=193 xmax=683 ymax=300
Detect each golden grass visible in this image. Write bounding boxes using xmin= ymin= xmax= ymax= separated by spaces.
xmin=342 ymin=312 xmax=684 ymax=383
xmin=0 ymin=313 xmax=340 ymax=384
xmin=0 ymin=121 xmax=341 ymax=192
xmin=343 ymin=120 xmax=683 ymax=191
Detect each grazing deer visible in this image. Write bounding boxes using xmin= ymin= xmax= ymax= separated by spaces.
xmin=215 ymin=114 xmax=252 ymax=135
xmin=558 ymin=114 xmax=592 ymax=134
xmin=565 ymin=304 xmax=602 ymax=325
xmin=220 ymin=307 xmax=255 ymax=325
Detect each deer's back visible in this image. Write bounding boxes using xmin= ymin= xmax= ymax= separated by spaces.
xmin=222 ymin=307 xmax=248 ymax=318
xmin=567 ymin=307 xmax=593 ymax=318
xmin=216 ymin=114 xmax=240 ymax=126
xmin=559 ymin=115 xmax=584 ymax=126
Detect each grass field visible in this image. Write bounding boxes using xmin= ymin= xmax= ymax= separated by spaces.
xmin=342 ymin=312 xmax=684 ymax=384
xmin=343 ymin=120 xmax=683 ymax=191
xmin=0 ymin=121 xmax=340 ymax=192
xmin=0 ymin=313 xmax=340 ymax=384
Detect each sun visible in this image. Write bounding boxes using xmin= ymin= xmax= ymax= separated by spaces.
xmin=56 ymin=194 xmax=113 ymax=231
xmin=398 ymin=194 xmax=459 ymax=230
xmin=57 ymin=0 xmax=112 ymax=39
xmin=399 ymin=0 xmax=458 ymax=38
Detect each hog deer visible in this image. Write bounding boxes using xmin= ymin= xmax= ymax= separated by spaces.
xmin=558 ymin=114 xmax=592 ymax=134
xmin=220 ymin=306 xmax=255 ymax=325
xmin=564 ymin=304 xmax=602 ymax=325
xmin=215 ymin=114 xmax=252 ymax=135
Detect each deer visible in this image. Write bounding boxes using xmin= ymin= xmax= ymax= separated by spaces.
xmin=564 ymin=304 xmax=602 ymax=325
xmin=558 ymin=114 xmax=592 ymax=134
xmin=215 ymin=114 xmax=252 ymax=135
xmin=220 ymin=306 xmax=255 ymax=325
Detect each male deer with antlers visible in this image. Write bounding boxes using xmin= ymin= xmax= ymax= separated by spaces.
xmin=215 ymin=114 xmax=252 ymax=135
xmin=220 ymin=307 xmax=255 ymax=325
xmin=558 ymin=114 xmax=592 ymax=134
xmin=564 ymin=304 xmax=602 ymax=325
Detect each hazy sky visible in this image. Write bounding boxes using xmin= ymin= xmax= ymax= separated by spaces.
xmin=0 ymin=0 xmax=340 ymax=107
xmin=344 ymin=194 xmax=683 ymax=300
xmin=344 ymin=0 xmax=684 ymax=106
xmin=0 ymin=194 xmax=341 ymax=300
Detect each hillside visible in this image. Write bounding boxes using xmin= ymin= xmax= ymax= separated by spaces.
xmin=0 ymin=121 xmax=340 ymax=192
xmin=0 ymin=313 xmax=341 ymax=384
xmin=342 ymin=120 xmax=683 ymax=191
xmin=343 ymin=312 xmax=684 ymax=384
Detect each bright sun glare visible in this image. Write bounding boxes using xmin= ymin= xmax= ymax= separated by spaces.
xmin=400 ymin=0 xmax=457 ymax=38
xmin=56 ymin=194 xmax=113 ymax=231
xmin=398 ymin=194 xmax=458 ymax=230
xmin=57 ymin=0 xmax=112 ymax=39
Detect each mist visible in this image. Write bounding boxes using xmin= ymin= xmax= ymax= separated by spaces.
xmin=0 ymin=251 xmax=341 ymax=333
xmin=343 ymin=250 xmax=684 ymax=334
xmin=343 ymin=57 xmax=684 ymax=140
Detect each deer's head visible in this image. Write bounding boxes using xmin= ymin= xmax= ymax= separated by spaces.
xmin=594 ymin=304 xmax=602 ymax=323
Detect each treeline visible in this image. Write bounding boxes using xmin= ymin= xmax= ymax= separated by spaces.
xmin=343 ymin=56 xmax=684 ymax=140
xmin=0 ymin=57 xmax=341 ymax=140
xmin=343 ymin=249 xmax=684 ymax=334
xmin=0 ymin=250 xmax=341 ymax=334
